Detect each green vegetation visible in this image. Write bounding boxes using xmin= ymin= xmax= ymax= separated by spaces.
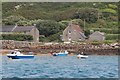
xmin=90 ymin=40 xmax=117 ymax=45
xmin=106 ymin=34 xmax=119 ymax=40
xmin=36 ymin=20 xmax=66 ymax=37
xmin=90 ymin=41 xmax=102 ymax=45
xmin=1 ymin=34 xmax=33 ymax=41
xmin=2 ymin=2 xmax=119 ymax=42
xmin=103 ymin=40 xmax=116 ymax=44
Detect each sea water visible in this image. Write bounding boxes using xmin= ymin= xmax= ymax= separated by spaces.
xmin=1 ymin=55 xmax=118 ymax=78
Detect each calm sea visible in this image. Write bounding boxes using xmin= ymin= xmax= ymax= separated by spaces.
xmin=1 ymin=55 xmax=118 ymax=78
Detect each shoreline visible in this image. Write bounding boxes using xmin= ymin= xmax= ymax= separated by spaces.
xmin=1 ymin=49 xmax=119 ymax=56
xmin=1 ymin=40 xmax=119 ymax=55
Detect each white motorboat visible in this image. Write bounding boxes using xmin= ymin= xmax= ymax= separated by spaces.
xmin=52 ymin=50 xmax=68 ymax=56
xmin=77 ymin=52 xmax=88 ymax=59
xmin=7 ymin=49 xmax=34 ymax=59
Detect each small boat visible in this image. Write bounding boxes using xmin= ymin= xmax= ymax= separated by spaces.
xmin=7 ymin=49 xmax=34 ymax=59
xmin=77 ymin=52 xmax=88 ymax=59
xmin=52 ymin=50 xmax=68 ymax=56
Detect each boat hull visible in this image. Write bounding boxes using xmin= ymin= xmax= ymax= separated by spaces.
xmin=53 ymin=54 xmax=68 ymax=56
xmin=77 ymin=55 xmax=88 ymax=59
xmin=7 ymin=55 xmax=34 ymax=59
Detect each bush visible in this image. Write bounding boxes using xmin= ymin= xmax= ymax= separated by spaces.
xmin=1 ymin=34 xmax=33 ymax=41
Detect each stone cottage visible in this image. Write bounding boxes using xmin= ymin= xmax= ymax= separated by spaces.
xmin=62 ymin=22 xmax=86 ymax=42
xmin=2 ymin=25 xmax=39 ymax=42
xmin=89 ymin=31 xmax=105 ymax=41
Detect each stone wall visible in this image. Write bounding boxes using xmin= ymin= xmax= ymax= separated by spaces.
xmin=1 ymin=40 xmax=119 ymax=55
xmin=1 ymin=40 xmax=43 ymax=49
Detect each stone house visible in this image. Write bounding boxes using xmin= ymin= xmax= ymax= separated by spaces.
xmin=2 ymin=25 xmax=39 ymax=42
xmin=89 ymin=31 xmax=105 ymax=41
xmin=62 ymin=23 xmax=86 ymax=42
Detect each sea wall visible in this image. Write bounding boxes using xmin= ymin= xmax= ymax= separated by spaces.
xmin=1 ymin=40 xmax=43 ymax=49
xmin=1 ymin=40 xmax=119 ymax=55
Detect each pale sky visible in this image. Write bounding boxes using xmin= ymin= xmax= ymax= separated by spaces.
xmin=1 ymin=0 xmax=119 ymax=2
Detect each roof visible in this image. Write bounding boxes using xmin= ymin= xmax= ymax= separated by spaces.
xmin=90 ymin=31 xmax=105 ymax=36
xmin=2 ymin=25 xmax=35 ymax=32
xmin=69 ymin=23 xmax=83 ymax=33
xmin=13 ymin=26 xmax=35 ymax=32
xmin=2 ymin=25 xmax=14 ymax=32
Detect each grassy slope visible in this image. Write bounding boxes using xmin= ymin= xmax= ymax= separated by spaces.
xmin=2 ymin=2 xmax=119 ymax=41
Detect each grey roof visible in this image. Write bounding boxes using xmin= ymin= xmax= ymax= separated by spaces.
xmin=2 ymin=25 xmax=35 ymax=32
xmin=13 ymin=26 xmax=34 ymax=32
xmin=2 ymin=25 xmax=14 ymax=32
xmin=90 ymin=31 xmax=105 ymax=36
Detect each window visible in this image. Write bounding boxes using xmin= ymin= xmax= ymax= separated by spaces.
xmin=68 ymin=31 xmax=71 ymax=34
xmin=11 ymin=52 xmax=14 ymax=54
xmin=68 ymin=37 xmax=71 ymax=41
xmin=66 ymin=34 xmax=68 ymax=37
xmin=79 ymin=38 xmax=81 ymax=41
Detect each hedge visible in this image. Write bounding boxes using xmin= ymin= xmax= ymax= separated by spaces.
xmin=106 ymin=34 xmax=119 ymax=40
xmin=1 ymin=34 xmax=33 ymax=41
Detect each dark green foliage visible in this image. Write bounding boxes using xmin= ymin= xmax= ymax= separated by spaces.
xmin=84 ymin=30 xmax=90 ymax=37
xmin=1 ymin=34 xmax=33 ymax=41
xmin=39 ymin=32 xmax=62 ymax=42
xmin=46 ymin=32 xmax=62 ymax=42
xmin=36 ymin=20 xmax=66 ymax=37
xmin=39 ymin=37 xmax=47 ymax=42
xmin=73 ymin=8 xmax=99 ymax=23
xmin=52 ymin=8 xmax=77 ymax=21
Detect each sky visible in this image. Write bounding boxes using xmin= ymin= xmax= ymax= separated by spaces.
xmin=1 ymin=0 xmax=119 ymax=2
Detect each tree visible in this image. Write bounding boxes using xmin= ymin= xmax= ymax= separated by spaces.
xmin=36 ymin=20 xmax=66 ymax=37
xmin=73 ymin=8 xmax=99 ymax=23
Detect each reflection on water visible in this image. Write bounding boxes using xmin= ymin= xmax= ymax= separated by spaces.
xmin=1 ymin=55 xmax=118 ymax=78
